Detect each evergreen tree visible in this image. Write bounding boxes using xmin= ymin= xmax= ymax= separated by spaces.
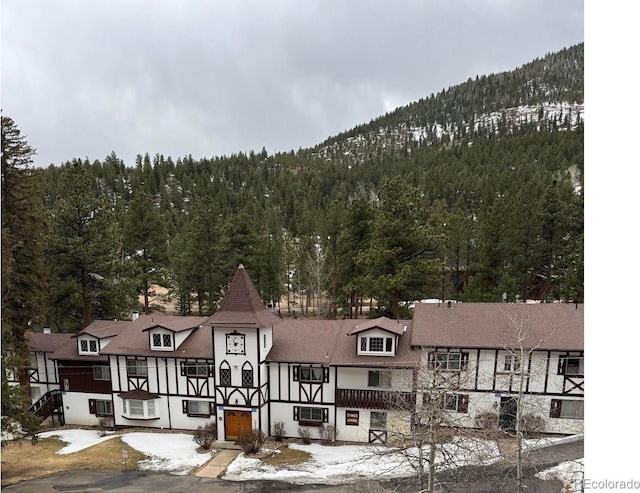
xmin=1 ymin=116 xmax=48 ymax=422
xmin=123 ymin=191 xmax=169 ymax=314
xmin=358 ymin=177 xmax=439 ymax=318
xmin=46 ymin=161 xmax=123 ymax=330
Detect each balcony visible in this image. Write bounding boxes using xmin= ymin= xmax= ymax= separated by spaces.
xmin=336 ymin=388 xmax=416 ymax=410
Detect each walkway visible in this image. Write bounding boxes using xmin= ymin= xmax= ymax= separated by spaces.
xmin=195 ymin=441 xmax=242 ymax=479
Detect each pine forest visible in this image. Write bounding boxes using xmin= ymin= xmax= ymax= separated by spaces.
xmin=2 ymin=44 xmax=584 ymax=333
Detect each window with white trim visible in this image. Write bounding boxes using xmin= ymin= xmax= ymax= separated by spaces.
xmin=368 ymin=370 xmax=391 ymax=388
xmin=300 ymin=407 xmax=322 ymax=423
xmin=186 ymin=400 xmax=211 ymax=416
xmin=93 ymin=365 xmax=110 ymax=381
xmin=559 ymin=357 xmax=584 ymax=376
xmin=359 ymin=335 xmax=394 ymax=355
xmin=183 ymin=362 xmax=209 ymax=377
xmin=504 ymin=354 xmax=522 ymax=372
xmin=151 ymin=331 xmax=173 ymax=350
xmin=126 ymin=359 xmax=148 ymax=377
xmin=443 ymin=393 xmax=469 ymax=413
xmin=122 ymin=398 xmax=157 ymax=419
xmin=550 ymin=399 xmax=584 ymax=419
xmin=79 ymin=339 xmax=98 ymax=355
xmin=96 ymin=400 xmax=113 ymax=416
xmin=300 ymin=367 xmax=323 ymax=382
xmin=428 ymin=352 xmax=468 ymax=371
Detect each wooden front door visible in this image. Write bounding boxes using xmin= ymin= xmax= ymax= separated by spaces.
xmin=224 ymin=410 xmax=252 ymax=441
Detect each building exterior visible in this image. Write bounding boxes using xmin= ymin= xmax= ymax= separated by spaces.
xmin=15 ymin=265 xmax=584 ymax=442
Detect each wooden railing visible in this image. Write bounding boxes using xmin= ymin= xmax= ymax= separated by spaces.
xmin=27 ymin=390 xmax=63 ymax=421
xmin=336 ymin=388 xmax=416 ymax=410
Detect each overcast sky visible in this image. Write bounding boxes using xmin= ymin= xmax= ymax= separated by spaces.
xmin=2 ymin=0 xmax=585 ymax=168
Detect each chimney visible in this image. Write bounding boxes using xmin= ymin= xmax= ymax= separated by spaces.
xmin=132 ymin=312 xmax=139 ymax=321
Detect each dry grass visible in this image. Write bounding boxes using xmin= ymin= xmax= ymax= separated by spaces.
xmin=1 ymin=436 xmax=148 ymax=487
xmin=260 ymin=445 xmax=311 ymax=466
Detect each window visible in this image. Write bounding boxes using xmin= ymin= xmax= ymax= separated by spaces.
xmin=151 ymin=332 xmax=173 ymax=350
xmin=368 ymin=370 xmax=391 ymax=388
xmin=369 ymin=337 xmax=384 ymax=352
xmin=504 ymin=354 xmax=521 ymax=372
xmin=96 ymin=400 xmax=113 ymax=416
xmin=550 ymin=399 xmax=584 ymax=419
xmin=370 ymin=411 xmax=387 ymax=430
xmin=122 ymin=398 xmax=157 ymax=419
xmin=299 ymin=407 xmax=323 ymax=425
xmin=187 ymin=400 xmax=211 ymax=416
xmin=219 ymin=367 xmax=231 ymax=386
xmin=360 ymin=336 xmax=394 ymax=354
xmin=300 ymin=367 xmax=323 ymax=382
xmin=443 ymin=393 xmax=469 ymax=413
xmin=90 ymin=399 xmax=113 ymax=416
xmin=428 ymin=352 xmax=468 ymax=371
xmin=242 ymin=363 xmax=253 ymax=387
xmin=560 ymin=357 xmax=584 ymax=376
xmin=79 ymin=339 xmax=98 ymax=354
xmin=126 ymin=359 xmax=148 ymax=377
xmin=129 ymin=399 xmax=144 ymax=416
xmin=184 ymin=362 xmax=209 ymax=377
xmin=93 ymin=365 xmax=110 ymax=381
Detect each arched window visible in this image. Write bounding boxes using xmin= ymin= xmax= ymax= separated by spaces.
xmin=219 ymin=360 xmax=231 ymax=386
xmin=241 ymin=361 xmax=253 ymax=387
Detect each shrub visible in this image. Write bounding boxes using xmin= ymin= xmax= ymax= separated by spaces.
xmin=298 ymin=427 xmax=312 ymax=444
xmin=193 ymin=421 xmax=217 ymax=450
xmin=239 ymin=429 xmax=265 ymax=455
xmin=521 ymin=413 xmax=545 ymax=435
xmin=475 ymin=411 xmax=499 ymax=430
xmin=272 ymin=420 xmax=286 ymax=442
xmin=318 ymin=424 xmax=337 ymax=445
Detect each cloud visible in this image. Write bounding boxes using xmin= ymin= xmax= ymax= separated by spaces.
xmin=1 ymin=0 xmax=584 ymax=167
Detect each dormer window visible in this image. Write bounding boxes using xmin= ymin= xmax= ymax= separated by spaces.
xmin=79 ymin=338 xmax=98 ymax=355
xmin=150 ymin=331 xmax=173 ymax=351
xmin=358 ymin=335 xmax=395 ymax=356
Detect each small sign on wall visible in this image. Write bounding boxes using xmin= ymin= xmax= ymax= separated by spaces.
xmin=346 ymin=410 xmax=359 ymax=426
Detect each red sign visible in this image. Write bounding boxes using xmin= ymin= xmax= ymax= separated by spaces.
xmin=346 ymin=410 xmax=359 ymax=426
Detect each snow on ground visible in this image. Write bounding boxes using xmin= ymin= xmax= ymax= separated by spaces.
xmin=38 ymin=429 xmax=212 ymax=475
xmin=39 ymin=429 xmax=119 ymax=453
xmin=37 ymin=428 xmax=582 ymax=484
xmin=537 ymin=458 xmax=584 ymax=493
xmin=120 ymin=432 xmax=213 ymax=475
xmin=223 ymin=436 xmax=565 ymax=485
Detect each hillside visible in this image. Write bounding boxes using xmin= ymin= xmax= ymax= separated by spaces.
xmin=32 ymin=43 xmax=584 ymax=330
xmin=315 ymin=43 xmax=583 ymax=165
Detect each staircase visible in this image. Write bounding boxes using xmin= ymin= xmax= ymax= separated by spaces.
xmin=26 ymin=390 xmax=65 ymax=425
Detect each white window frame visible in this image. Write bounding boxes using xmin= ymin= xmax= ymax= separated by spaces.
xmin=122 ymin=398 xmax=157 ymax=419
xmin=126 ymin=359 xmax=148 ymax=377
xmin=187 ymin=400 xmax=210 ymax=416
xmin=151 ymin=331 xmax=173 ymax=351
xmin=359 ymin=336 xmax=394 ymax=355
xmin=299 ymin=407 xmax=323 ymax=423
xmin=431 ymin=352 xmax=463 ymax=371
xmin=93 ymin=365 xmax=110 ymax=381
xmin=368 ymin=370 xmax=392 ymax=388
xmin=79 ymin=338 xmax=99 ymax=355
xmin=299 ymin=367 xmax=323 ymax=383
xmin=504 ymin=354 xmax=522 ymax=372
xmin=185 ymin=362 xmax=209 ymax=377
xmin=96 ymin=399 xmax=113 ymax=416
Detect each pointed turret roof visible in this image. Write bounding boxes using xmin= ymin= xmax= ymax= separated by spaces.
xmin=206 ymin=264 xmax=282 ymax=328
